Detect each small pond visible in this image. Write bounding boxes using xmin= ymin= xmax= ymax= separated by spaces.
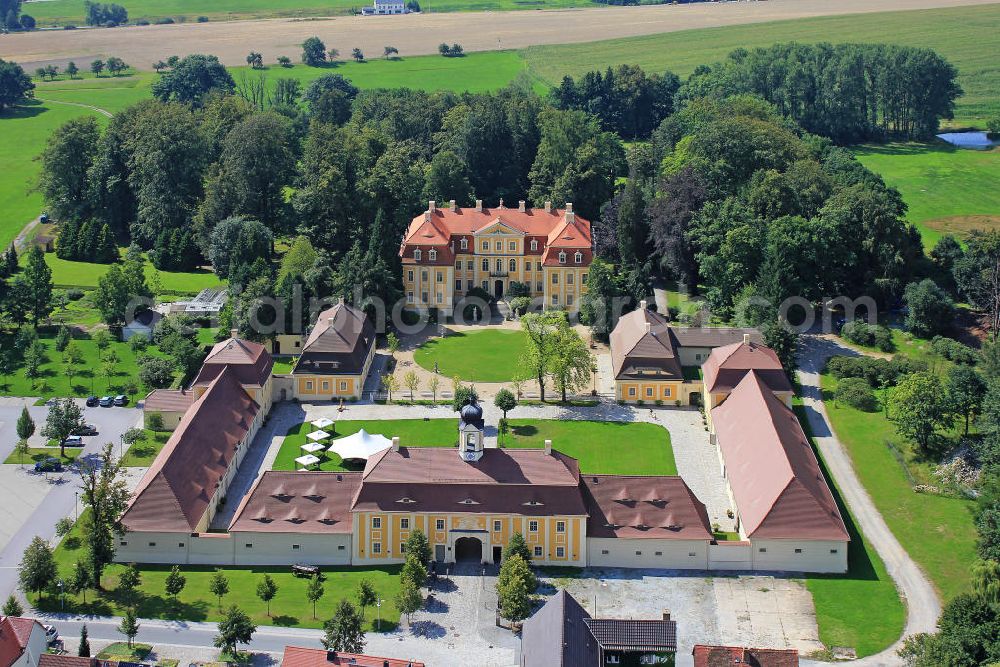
xmin=936 ymin=131 xmax=998 ymax=149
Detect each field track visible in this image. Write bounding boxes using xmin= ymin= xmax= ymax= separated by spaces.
xmin=2 ymin=0 xmax=998 ymax=70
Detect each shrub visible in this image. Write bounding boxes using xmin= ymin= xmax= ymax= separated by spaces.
xmin=66 ymin=288 xmax=84 ymax=300
xmin=196 ymin=15 xmax=208 ymax=22
xmin=840 ymin=321 xmax=895 ymax=352
xmin=825 ymin=354 xmax=927 ymax=388
xmin=931 ymin=336 xmax=978 ymax=364
xmin=135 ymin=19 xmax=149 ymax=25
xmin=835 ymin=377 xmax=879 ymax=411
xmin=154 ymin=17 xmax=175 ymax=24
xmin=509 ymin=296 xmax=532 ymax=316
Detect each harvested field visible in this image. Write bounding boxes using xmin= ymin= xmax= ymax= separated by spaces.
xmin=2 ymin=0 xmax=996 ymax=70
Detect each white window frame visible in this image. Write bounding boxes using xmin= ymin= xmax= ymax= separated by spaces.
xmin=574 ymin=251 xmax=582 ymax=264
xmin=400 ymin=518 xmax=410 ymax=529
xmin=460 ymin=238 xmax=468 ymax=250
xmin=429 ymin=249 xmax=437 ymax=261
xmin=558 ymin=251 xmax=566 ymax=264
xmin=530 ymin=239 xmax=538 ymax=251
xmin=528 ymin=520 xmax=538 ymax=532
xmin=414 ymin=249 xmax=422 ymax=261
xmin=556 ymin=521 xmax=566 ymax=533
xmin=372 ymin=517 xmax=382 ymax=529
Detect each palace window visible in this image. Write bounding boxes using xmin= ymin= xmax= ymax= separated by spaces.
xmin=436 ymin=519 xmax=445 ymax=530
xmin=558 ymin=251 xmax=566 ymax=264
xmin=455 ymin=261 xmax=462 ymax=270
xmin=421 ymin=292 xmax=428 ymax=303
xmin=407 ymin=292 xmax=414 ymax=303
xmin=400 ymin=544 xmax=407 ymax=553
xmin=567 ymin=295 xmax=574 ymax=306
xmin=436 ymin=271 xmax=443 ymax=283
xmin=496 ymin=259 xmax=503 ymax=273
xmin=552 ymin=273 xmax=558 ymax=284
xmin=574 ymin=251 xmax=582 ymax=264
xmin=429 ymin=249 xmax=437 ymax=261
xmin=537 ymin=262 xmax=543 ymax=271
xmin=482 ymin=241 xmax=489 ymax=250
xmin=414 ymin=249 xmax=422 ymax=261
xmin=567 ymin=273 xmax=574 ymax=285
xmin=533 ymin=546 xmax=543 ymax=557
xmin=456 ymin=280 xmax=462 ymax=291
xmin=466 ymin=260 xmax=473 ymax=270
xmin=530 ymin=239 xmax=538 ymax=251
xmin=493 ymin=520 xmax=502 ymax=532
xmin=372 ymin=517 xmax=382 ymax=529
xmin=528 ymin=520 xmax=538 ymax=532
xmin=495 ymin=241 xmax=502 ymax=251
xmin=437 ymin=293 xmax=443 ymax=304
xmin=407 ymin=270 xmax=414 ymax=282
xmin=482 ymin=281 xmax=488 ymax=291
xmin=482 ymin=259 xmax=489 ymax=271
xmin=628 ymin=387 xmax=636 ymax=397
xmin=556 ymin=521 xmax=566 ymax=533
xmin=795 ymin=548 xmax=803 ymax=554
xmin=460 ymin=238 xmax=468 ymax=250
xmin=466 ymin=280 xmax=473 ymax=290
xmin=582 ymin=273 xmax=588 ymax=285
xmin=421 ymin=270 xmax=428 ymax=281
xmin=400 ymin=518 xmax=410 ymax=529
xmin=556 ymin=547 xmax=565 ymax=558
xmin=646 ymin=388 xmax=653 ymax=397
xmin=340 ymin=381 xmax=348 ymax=391
xmin=552 ymin=295 xmax=559 ymax=306
xmin=536 ymin=282 xmax=542 ymax=292
xmin=509 ymin=241 xmax=516 ymax=251
xmin=373 ymin=542 xmax=382 ymax=554
xmin=509 ymin=259 xmax=517 ymax=272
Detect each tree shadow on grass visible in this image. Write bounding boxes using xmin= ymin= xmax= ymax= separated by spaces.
xmin=511 ymin=424 xmax=537 ymax=437
xmin=271 ymin=614 xmax=298 ymax=626
xmin=1 ymin=100 xmax=49 ymax=120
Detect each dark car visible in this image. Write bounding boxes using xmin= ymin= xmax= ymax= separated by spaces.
xmin=99 ymin=396 xmax=113 ymax=407
xmin=72 ymin=424 xmax=98 ymax=436
xmin=113 ymin=395 xmax=129 ymax=406
xmin=86 ymin=396 xmax=99 ymax=407
xmin=34 ymin=457 xmax=63 ymax=473
xmin=63 ymin=435 xmax=84 ymax=447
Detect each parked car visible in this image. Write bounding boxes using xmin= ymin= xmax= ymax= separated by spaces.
xmin=99 ymin=396 xmax=113 ymax=407
xmin=71 ymin=423 xmax=98 ymax=436
xmin=63 ymin=435 xmax=84 ymax=447
xmin=86 ymin=395 xmax=99 ymax=407
xmin=113 ymin=395 xmax=129 ymax=406
xmin=34 ymin=458 xmax=63 ymax=473
xmin=42 ymin=624 xmax=58 ymax=644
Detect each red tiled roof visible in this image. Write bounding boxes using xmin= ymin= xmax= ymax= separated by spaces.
xmin=0 ymin=617 xmax=39 ymax=667
xmin=229 ymin=471 xmax=361 ymax=534
xmin=693 ymin=644 xmax=799 ymax=667
xmin=294 ymin=302 xmax=376 ymax=376
xmin=39 ymin=656 xmax=117 ymax=667
xmin=193 ymin=336 xmax=273 ymax=387
xmin=702 ymin=340 xmax=791 ymax=394
xmin=123 ymin=366 xmax=260 ymax=532
xmin=581 ymin=475 xmax=713 ymax=540
xmin=362 ymin=447 xmax=580 ymax=486
xmin=711 ymin=373 xmax=849 ymax=541
xmin=281 ymin=645 xmax=424 ymax=667
xmin=143 ymin=388 xmax=195 ymax=413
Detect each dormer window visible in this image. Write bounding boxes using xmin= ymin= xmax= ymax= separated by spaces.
xmin=396 ymin=497 xmax=416 ymax=504
xmin=459 ymin=498 xmax=480 ymax=505
xmin=558 ymin=251 xmax=566 ymax=264
xmin=460 ymin=238 xmax=468 ymax=250
xmin=574 ymin=251 xmax=582 ymax=264
xmin=522 ymin=500 xmax=545 ymax=507
xmin=414 ymin=249 xmax=422 ymax=261
xmin=530 ymin=239 xmax=538 ymax=251
xmin=429 ymin=249 xmax=437 ymax=261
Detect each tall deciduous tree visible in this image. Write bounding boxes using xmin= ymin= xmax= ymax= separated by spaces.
xmin=150 ymin=54 xmax=235 ymax=106
xmin=118 ymin=608 xmax=139 ymax=649
xmin=256 ymin=574 xmax=278 ymax=616
xmin=0 ymin=58 xmax=34 ymax=111
xmin=322 ymin=599 xmax=366 ymax=653
xmin=214 ymin=606 xmax=256 ymax=658
xmin=38 ymin=117 xmax=100 ymax=223
xmin=519 ymin=311 xmax=564 ymax=402
xmin=887 ymin=372 xmax=954 ymax=458
xmin=41 ymin=397 xmax=85 ymax=458
xmin=18 ymin=536 xmax=56 ymax=600
xmin=22 ymin=246 xmax=53 ymax=326
xmin=78 ymin=443 xmax=130 ymax=585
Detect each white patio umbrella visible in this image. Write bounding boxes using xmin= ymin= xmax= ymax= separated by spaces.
xmin=306 ymin=430 xmax=331 ymax=443
xmin=311 ymin=417 xmax=335 ymax=430
xmin=328 ymin=429 xmax=393 ymax=461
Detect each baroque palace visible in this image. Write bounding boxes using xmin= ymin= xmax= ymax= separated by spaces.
xmin=399 ymin=200 xmax=592 ymax=315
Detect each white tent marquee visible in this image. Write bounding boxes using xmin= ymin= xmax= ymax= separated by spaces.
xmin=328 ymin=429 xmax=393 ymax=461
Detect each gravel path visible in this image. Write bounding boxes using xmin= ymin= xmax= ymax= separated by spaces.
xmin=2 ymin=0 xmax=995 ymax=70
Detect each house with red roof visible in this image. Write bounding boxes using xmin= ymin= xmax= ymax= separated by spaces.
xmin=0 ymin=616 xmax=47 ymax=667
xmin=692 ymin=644 xmax=799 ymax=667
xmin=399 ymin=199 xmax=592 ymax=315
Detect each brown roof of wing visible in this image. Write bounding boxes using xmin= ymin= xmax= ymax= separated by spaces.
xmin=711 ymin=373 xmax=848 ymax=541
xmin=229 ymin=471 xmax=361 ymax=534
xmin=610 ymin=308 xmax=683 ymax=380
xmin=361 ymin=447 xmax=580 ymax=486
xmin=294 ymin=302 xmax=375 ymax=375
xmin=0 ymin=617 xmax=39 ymax=667
xmin=669 ymin=326 xmax=763 ymax=348
xmin=143 ymin=388 xmax=195 ymax=413
xmin=581 ymin=475 xmax=713 ymax=540
xmin=702 ymin=340 xmax=791 ymax=394
xmin=352 ymin=481 xmax=589 ymax=516
xmin=193 ymin=336 xmax=273 ymax=387
xmin=521 ymin=590 xmax=598 ymax=667
xmin=122 ymin=366 xmax=259 ymax=532
xmin=585 ymin=617 xmax=677 ymax=652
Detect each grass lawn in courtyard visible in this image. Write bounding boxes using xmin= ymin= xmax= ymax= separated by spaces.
xmin=121 ymin=430 xmax=171 ymax=467
xmin=414 ymin=329 xmax=528 ymax=382
xmin=271 ymin=418 xmax=458 ymax=471
xmin=504 ymin=419 xmax=675 ymax=475
xmin=853 ymin=142 xmax=1000 ymax=246
xmin=47 ymin=513 xmax=402 ymax=630
xmin=96 ymin=643 xmax=152 ymax=661
xmin=819 ymin=373 xmax=978 ymax=602
xmin=3 ymin=447 xmax=80 ymax=465
xmin=271 ymin=358 xmax=295 ymax=374
xmin=792 ymin=403 xmax=905 ymax=658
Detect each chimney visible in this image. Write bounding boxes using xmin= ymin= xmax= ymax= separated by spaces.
xmin=428 ymin=200 xmax=436 ymax=212
xmin=424 ymin=211 xmax=431 ymax=222
xmin=544 ymin=201 xmax=552 ymax=213
xmin=662 ymin=610 xmax=671 ymax=622
xmin=230 ymin=328 xmax=238 ymax=339
xmin=449 ymin=199 xmax=456 ymax=211
xmin=645 ymin=322 xmax=651 ymax=334
xmin=544 ymin=439 xmax=552 ymax=455
xmin=565 ymin=202 xmax=573 ymax=213
xmin=743 ymin=333 xmax=750 ymax=345
xmin=338 ymin=296 xmax=345 ymax=306
xmin=518 ymin=200 xmax=526 ymax=212
xmin=639 ymin=299 xmax=647 ymax=310
xmin=392 ymin=436 xmax=400 ymax=452
xmin=499 ymin=198 xmax=505 ymax=208
xmin=475 ymin=199 xmax=483 ymax=212
xmin=326 ymin=651 xmax=337 ymax=663
xmin=565 ymin=202 xmax=575 ymax=223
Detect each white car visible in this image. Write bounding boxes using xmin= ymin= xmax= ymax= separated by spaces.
xmin=43 ymin=624 xmax=58 ymax=644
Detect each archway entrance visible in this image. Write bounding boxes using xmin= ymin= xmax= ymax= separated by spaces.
xmin=454 ymin=536 xmax=483 ymax=563
xmin=494 ymin=280 xmax=504 ymax=300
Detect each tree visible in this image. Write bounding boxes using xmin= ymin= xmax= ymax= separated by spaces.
xmin=381 ymin=373 xmax=399 ymax=402
xmin=2 ymin=594 xmax=23 ymax=617
xmin=65 ymin=61 xmax=79 ymax=78
xmin=395 ymin=578 xmax=422 ymax=625
xmin=105 ymin=57 xmax=128 ymax=77
xmin=954 ymin=230 xmax=1000 ymax=339
xmin=306 ymin=575 xmax=324 ymax=619
xmin=327 ymin=48 xmax=340 ymax=62
xmin=386 ymin=332 xmax=399 ymax=358
xmin=948 ymin=365 xmax=986 ymax=436
xmin=519 ymin=311 xmax=563 ymax=402
xmin=401 ymin=553 xmax=427 ymax=589
xmin=494 ymin=388 xmax=516 ymax=422
xmin=502 ymin=532 xmax=531 ymax=563
xmin=383 ymin=46 xmax=398 ymax=59
xmin=117 ymin=563 xmax=141 ymax=606
xmin=322 ymin=599 xmax=365 ymax=653
xmin=970 ymin=559 xmax=1000 ymax=606
xmin=256 ymin=573 xmax=278 ymax=616
xmin=41 ymin=397 xmax=85 ymax=458
xmin=403 ymin=370 xmax=419 ymax=401
xmin=79 ymin=443 xmax=131 ymax=586
xmin=0 ymin=59 xmax=35 ymax=111
xmin=357 ymin=579 xmax=376 ymax=620
xmin=209 ymin=569 xmax=230 ymax=610
xmin=214 ymin=606 xmax=256 ymax=658
xmin=904 ymin=279 xmax=955 ymax=338
xmin=208 ymin=216 xmax=274 ymax=279
xmin=118 ymin=608 xmax=139 ymax=649
xmin=887 ymin=372 xmax=954 ymax=457
xmin=78 ymin=625 xmax=90 ymax=657
xmin=14 ymin=439 xmax=29 ymax=468
xmin=18 ymin=536 xmax=56 ymax=600
xmin=139 ymin=356 xmax=175 ymax=389
xmin=151 ymin=54 xmax=235 ymax=106
xmin=403 ymin=529 xmax=431 ymax=565
xmin=451 ymin=384 xmax=479 ymax=411
xmin=38 ymin=116 xmax=100 ymax=223
xmin=68 ymin=559 xmax=93 ymax=603
xmin=90 ymin=60 xmax=104 ymax=77
xmin=428 ymin=375 xmax=440 ymax=402
xmin=302 ymin=37 xmax=327 ymax=66
xmin=16 ymin=405 xmax=34 ymax=442
xmin=549 ymin=322 xmax=593 ymax=402
xmin=246 ymin=52 xmax=263 ymax=69
xmin=496 ymin=554 xmax=534 ymax=624
xmin=22 ymin=246 xmax=53 ymax=326
xmin=165 ymin=565 xmax=186 ymax=601
xmin=351 ymin=48 xmax=364 ymax=62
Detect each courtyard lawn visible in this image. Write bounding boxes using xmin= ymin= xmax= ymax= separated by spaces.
xmin=121 ymin=430 xmax=171 ymax=467
xmin=414 ymin=329 xmax=528 ymax=383
xmin=793 ymin=404 xmax=905 ymax=658
xmin=853 ymin=142 xmax=1000 ymax=246
xmin=504 ymin=419 xmax=676 ymax=475
xmin=2 ymin=446 xmax=80 ymax=465
xmin=47 ymin=514 xmax=401 ymax=630
xmin=819 ymin=373 xmax=978 ymax=602
xmin=44 ymin=253 xmax=225 ymax=295
xmin=271 ymin=418 xmax=458 ymax=471
xmin=271 ymin=358 xmax=295 ymax=374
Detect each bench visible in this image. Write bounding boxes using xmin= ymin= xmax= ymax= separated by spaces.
xmin=292 ymin=563 xmax=319 ymax=577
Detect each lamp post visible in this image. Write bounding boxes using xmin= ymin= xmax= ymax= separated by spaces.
xmin=74 ymin=491 xmax=78 ymax=522
xmin=58 ymin=580 xmax=64 ymax=610
xmin=376 ymin=597 xmax=383 ymax=631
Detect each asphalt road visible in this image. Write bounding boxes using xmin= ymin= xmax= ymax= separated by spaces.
xmin=0 ymin=399 xmax=142 ymax=603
